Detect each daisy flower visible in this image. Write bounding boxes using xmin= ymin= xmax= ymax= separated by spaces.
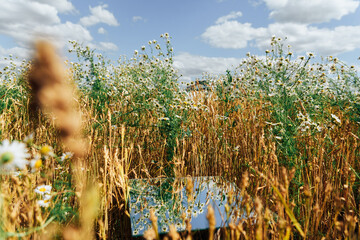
xmin=30 ymin=157 xmax=42 ymax=172
xmin=37 ymin=194 xmax=52 ymax=208
xmin=331 ymin=114 xmax=341 ymax=125
xmin=12 ymin=171 xmax=22 ymax=177
xmin=35 ymin=185 xmax=52 ymax=195
xmin=158 ymin=117 xmax=169 ymax=121
xmin=60 ymin=152 xmax=73 ymax=162
xmin=0 ymin=139 xmax=30 ymax=172
xmin=40 ymin=145 xmax=54 ymax=157
xmin=24 ymin=133 xmax=34 ymax=145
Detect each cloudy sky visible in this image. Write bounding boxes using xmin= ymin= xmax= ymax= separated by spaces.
xmin=0 ymin=0 xmax=359 ymax=82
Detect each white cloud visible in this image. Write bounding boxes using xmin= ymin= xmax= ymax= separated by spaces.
xmin=0 ymin=46 xmax=31 ymax=60
xmin=34 ymin=22 xmax=93 ymax=48
xmin=99 ymin=42 xmax=118 ymax=51
xmin=132 ymin=16 xmax=144 ymax=22
xmin=0 ymin=0 xmax=94 ymax=62
xmin=202 ymin=12 xmax=360 ymax=56
xmin=202 ymin=21 xmax=267 ymax=49
xmin=98 ymin=27 xmax=107 ymax=34
xmin=263 ymin=0 xmax=359 ymax=24
xmin=0 ymin=0 xmax=60 ymax=28
xmin=174 ymin=52 xmax=242 ymax=80
xmin=264 ymin=23 xmax=360 ymax=55
xmin=263 ymin=0 xmax=287 ymax=9
xmin=30 ymin=0 xmax=75 ymax=13
xmin=80 ymin=4 xmax=119 ymax=27
xmin=216 ymin=11 xmax=242 ymax=24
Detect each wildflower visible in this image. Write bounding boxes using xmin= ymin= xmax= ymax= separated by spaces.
xmin=37 ymin=194 xmax=52 ymax=208
xmin=40 ymin=145 xmax=54 ymax=157
xmin=60 ymin=152 xmax=73 ymax=162
xmin=158 ymin=117 xmax=169 ymax=121
xmin=30 ymin=157 xmax=42 ymax=172
xmin=134 ymin=50 xmax=138 ymax=55
xmin=307 ymin=52 xmax=314 ymax=57
xmin=141 ymin=46 xmax=146 ymax=51
xmin=12 ymin=171 xmax=22 ymax=177
xmin=176 ymin=222 xmax=182 ymax=229
xmin=24 ymin=133 xmax=34 ymax=145
xmin=35 ymin=185 xmax=52 ymax=195
xmin=217 ymin=115 xmax=228 ymax=120
xmin=331 ymin=114 xmax=341 ymax=124
xmin=0 ymin=139 xmax=30 ymax=172
xmin=37 ymin=199 xmax=51 ymax=207
xmin=316 ymin=125 xmax=323 ymax=132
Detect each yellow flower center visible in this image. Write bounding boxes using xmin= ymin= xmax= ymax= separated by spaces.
xmin=1 ymin=152 xmax=14 ymax=164
xmin=40 ymin=146 xmax=51 ymax=155
xmin=34 ymin=159 xmax=42 ymax=169
xmin=39 ymin=187 xmax=46 ymax=192
xmin=44 ymin=199 xmax=50 ymax=203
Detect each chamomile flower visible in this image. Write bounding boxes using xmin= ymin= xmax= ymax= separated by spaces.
xmin=24 ymin=133 xmax=34 ymax=145
xmin=35 ymin=185 xmax=52 ymax=195
xmin=12 ymin=171 xmax=22 ymax=177
xmin=40 ymin=145 xmax=54 ymax=157
xmin=0 ymin=139 xmax=30 ymax=172
xmin=60 ymin=152 xmax=73 ymax=162
xmin=37 ymin=195 xmax=52 ymax=208
xmin=30 ymin=157 xmax=42 ymax=172
xmin=331 ymin=114 xmax=341 ymax=125
xmin=158 ymin=117 xmax=170 ymax=121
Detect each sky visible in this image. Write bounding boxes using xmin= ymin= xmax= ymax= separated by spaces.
xmin=0 ymin=0 xmax=360 ymax=82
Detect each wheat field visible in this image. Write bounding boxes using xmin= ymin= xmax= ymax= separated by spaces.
xmin=0 ymin=36 xmax=359 ymax=239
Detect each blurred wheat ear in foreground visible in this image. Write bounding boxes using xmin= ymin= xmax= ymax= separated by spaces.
xmin=28 ymin=41 xmax=86 ymax=159
xmin=28 ymin=41 xmax=98 ymax=240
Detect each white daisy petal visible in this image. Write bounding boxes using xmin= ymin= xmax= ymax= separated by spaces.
xmin=0 ymin=139 xmax=30 ymax=172
xmin=37 ymin=199 xmax=51 ymax=208
xmin=60 ymin=152 xmax=73 ymax=162
xmin=35 ymin=185 xmax=52 ymax=195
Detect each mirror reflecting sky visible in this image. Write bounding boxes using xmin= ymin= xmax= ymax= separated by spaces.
xmin=128 ymin=176 xmax=252 ymax=237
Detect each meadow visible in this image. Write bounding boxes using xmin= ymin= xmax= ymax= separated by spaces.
xmin=0 ymin=35 xmax=359 ymax=240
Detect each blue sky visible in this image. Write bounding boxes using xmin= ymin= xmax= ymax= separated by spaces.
xmin=0 ymin=0 xmax=360 ymax=82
